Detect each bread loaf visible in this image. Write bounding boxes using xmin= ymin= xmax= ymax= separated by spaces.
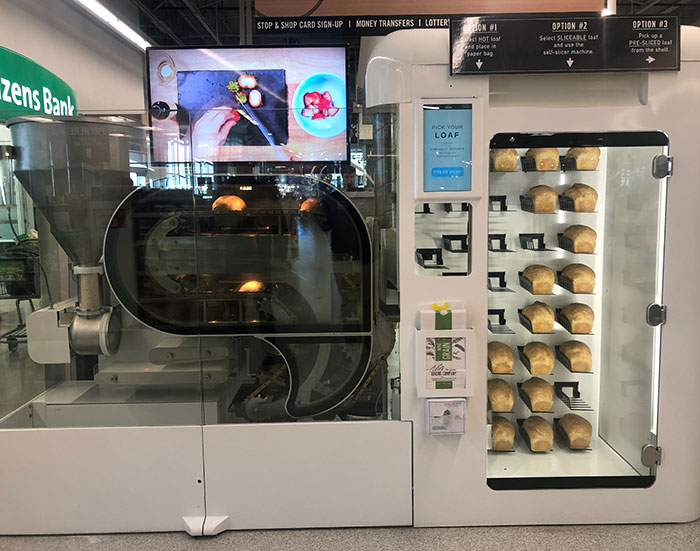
xmin=521 ymin=377 xmax=554 ymax=412
xmin=562 ymin=183 xmax=598 ymax=212
xmin=490 ymin=148 xmax=518 ymax=172
xmin=561 ymin=303 xmax=594 ymax=334
xmin=566 ymin=147 xmax=600 ymax=170
xmin=522 ymin=264 xmax=555 ymax=294
xmin=525 ymin=148 xmax=559 ymax=171
xmin=525 ymin=185 xmax=557 ymax=213
xmin=522 ymin=301 xmax=554 ymax=333
xmin=488 ymin=342 xmax=514 ymax=374
xmin=492 ymin=415 xmax=515 ymax=450
xmin=523 ymin=342 xmax=554 ymax=375
xmin=558 ymin=413 xmax=592 ymax=449
xmin=561 ymin=264 xmax=595 ymax=293
xmin=559 ymin=340 xmax=592 ymax=372
xmin=488 ymin=379 xmax=514 ymax=412
xmin=522 ymin=415 xmax=553 ymax=452
xmin=563 ymin=225 xmax=597 ymax=253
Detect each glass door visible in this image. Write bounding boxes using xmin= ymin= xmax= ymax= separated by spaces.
xmin=485 ymin=132 xmax=667 ymax=489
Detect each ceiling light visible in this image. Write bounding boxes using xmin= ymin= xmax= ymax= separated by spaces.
xmin=71 ymin=0 xmax=152 ymax=51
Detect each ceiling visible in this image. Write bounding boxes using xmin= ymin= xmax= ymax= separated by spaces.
xmin=107 ymin=0 xmax=700 ymax=47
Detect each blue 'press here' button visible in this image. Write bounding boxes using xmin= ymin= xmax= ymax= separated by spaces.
xmin=431 ymin=167 xmax=464 ymax=178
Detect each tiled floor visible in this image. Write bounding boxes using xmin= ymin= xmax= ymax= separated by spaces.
xmin=1 ymin=520 xmax=699 ymax=551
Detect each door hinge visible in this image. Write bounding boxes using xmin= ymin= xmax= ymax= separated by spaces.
xmin=652 ymin=154 xmax=673 ymax=179
xmin=641 ymin=444 xmax=662 ymax=468
xmin=646 ymin=303 xmax=666 ymax=327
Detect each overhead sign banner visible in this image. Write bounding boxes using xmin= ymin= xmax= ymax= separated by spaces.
xmin=0 ymin=46 xmax=78 ymax=120
xmin=254 ymin=0 xmax=604 ymax=17
xmin=450 ymin=15 xmax=680 ymax=75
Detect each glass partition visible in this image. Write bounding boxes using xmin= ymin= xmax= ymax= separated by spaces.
xmin=486 ymin=132 xmax=667 ymax=489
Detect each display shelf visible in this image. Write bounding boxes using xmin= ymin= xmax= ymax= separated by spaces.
xmin=553 ymin=417 xmax=593 ymax=451
xmin=555 ymin=345 xmax=594 ymax=374
xmin=520 ymin=156 xmax=560 ymax=173
xmin=519 ymin=233 xmax=555 ymax=251
xmin=517 ymin=418 xmax=553 ymax=453
xmin=520 ymin=155 xmax=599 ymax=173
xmin=518 ymin=309 xmax=555 ymax=334
xmin=488 ymin=195 xmax=515 ymax=212
xmin=488 ymin=234 xmax=515 ymax=253
xmin=557 ymin=233 xmax=596 ymax=254
xmin=442 ymin=234 xmax=469 ymax=253
xmin=518 ymin=272 xmax=555 ymax=295
xmin=556 ymin=308 xmax=594 ymax=335
xmin=558 ymin=195 xmax=598 ymax=213
xmin=518 ymin=346 xmax=554 ymax=376
xmin=488 ymin=309 xmax=515 ymax=335
xmin=519 ymin=195 xmax=558 ymax=214
xmin=517 ymin=383 xmax=554 ymax=414
xmin=488 ymin=271 xmax=514 ymax=293
xmin=556 ymin=271 xmax=595 ymax=294
xmin=555 ymin=381 xmax=593 ymax=411
xmin=415 ymin=248 xmax=445 ymax=269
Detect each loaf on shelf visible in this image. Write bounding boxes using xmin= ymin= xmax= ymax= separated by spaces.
xmin=522 ymin=342 xmax=554 ymax=375
xmin=562 ymin=225 xmax=597 ymax=253
xmin=561 ymin=263 xmax=595 ymax=293
xmin=558 ymin=413 xmax=593 ymax=449
xmin=566 ymin=147 xmax=600 ymax=170
xmin=522 ymin=301 xmax=555 ymax=333
xmin=562 ymin=183 xmax=598 ymax=212
xmin=488 ymin=379 xmax=514 ymax=412
xmin=525 ymin=148 xmax=559 ymax=171
xmin=560 ymin=303 xmax=595 ymax=334
xmin=521 ymin=377 xmax=554 ymax=412
xmin=525 ymin=185 xmax=557 ymax=213
xmin=488 ymin=342 xmax=514 ymax=374
xmin=559 ymin=340 xmax=592 ymax=372
xmin=490 ymin=148 xmax=519 ymax=172
xmin=491 ymin=415 xmax=515 ymax=450
xmin=522 ymin=264 xmax=555 ymax=294
xmin=522 ymin=415 xmax=554 ymax=452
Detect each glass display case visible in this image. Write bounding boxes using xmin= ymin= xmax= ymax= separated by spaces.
xmin=486 ymin=133 xmax=668 ymax=488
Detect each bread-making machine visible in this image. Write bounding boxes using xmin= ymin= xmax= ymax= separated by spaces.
xmin=5 ymin=115 xmax=387 ymax=426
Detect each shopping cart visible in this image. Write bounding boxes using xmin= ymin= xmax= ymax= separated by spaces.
xmin=0 ymin=255 xmax=39 ymax=352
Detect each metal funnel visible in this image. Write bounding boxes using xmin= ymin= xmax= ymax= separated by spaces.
xmin=7 ymin=116 xmax=143 ymax=267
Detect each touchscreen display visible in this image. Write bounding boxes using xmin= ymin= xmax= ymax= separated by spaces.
xmin=423 ymin=104 xmax=473 ymax=192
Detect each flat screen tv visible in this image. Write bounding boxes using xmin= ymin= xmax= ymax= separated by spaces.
xmin=146 ymin=46 xmax=348 ymax=163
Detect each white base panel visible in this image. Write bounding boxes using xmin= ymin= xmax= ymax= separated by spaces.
xmin=0 ymin=426 xmax=205 ymax=534
xmin=202 ymin=421 xmax=413 ymax=530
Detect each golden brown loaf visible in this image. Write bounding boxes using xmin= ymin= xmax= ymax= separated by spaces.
xmin=525 ymin=185 xmax=557 ymax=213
xmin=561 ymin=263 xmax=595 ymax=293
xmin=561 ymin=303 xmax=594 ymax=334
xmin=563 ymin=225 xmax=597 ymax=253
xmin=522 ymin=264 xmax=555 ymax=294
xmin=488 ymin=379 xmax=514 ymax=412
xmin=522 ymin=416 xmax=554 ymax=452
xmin=522 ymin=301 xmax=554 ymax=333
xmin=488 ymin=342 xmax=514 ymax=374
xmin=492 ymin=415 xmax=515 ymax=450
xmin=558 ymin=413 xmax=592 ymax=449
xmin=566 ymin=147 xmax=600 ymax=170
xmin=562 ymin=183 xmax=598 ymax=212
xmin=523 ymin=342 xmax=554 ymax=375
xmin=560 ymin=340 xmax=593 ymax=372
xmin=521 ymin=377 xmax=554 ymax=412
xmin=525 ymin=148 xmax=559 ymax=171
xmin=490 ymin=148 xmax=518 ymax=172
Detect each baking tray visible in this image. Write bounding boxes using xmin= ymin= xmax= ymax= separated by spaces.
xmin=556 ymin=271 xmax=595 ymax=294
xmin=557 ymin=233 xmax=596 ymax=254
xmin=556 ymin=308 xmax=594 ymax=335
xmin=520 ymin=156 xmax=560 ymax=173
xmin=518 ymin=272 xmax=555 ymax=295
xmin=553 ymin=417 xmax=592 ymax=451
xmin=518 ymin=309 xmax=555 ymax=334
xmin=519 ymin=195 xmax=557 ymax=214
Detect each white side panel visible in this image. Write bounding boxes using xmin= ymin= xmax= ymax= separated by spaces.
xmin=0 ymin=427 xmax=205 ymax=534
xmin=203 ymin=421 xmax=412 ymax=530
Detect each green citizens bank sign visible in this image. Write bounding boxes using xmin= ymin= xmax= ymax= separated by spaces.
xmin=0 ymin=46 xmax=77 ymax=120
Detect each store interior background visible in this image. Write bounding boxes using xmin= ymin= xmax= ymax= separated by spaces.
xmin=0 ymin=0 xmax=698 ymax=419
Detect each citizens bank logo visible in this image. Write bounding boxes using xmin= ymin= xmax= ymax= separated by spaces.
xmin=0 ymin=78 xmax=75 ymax=116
